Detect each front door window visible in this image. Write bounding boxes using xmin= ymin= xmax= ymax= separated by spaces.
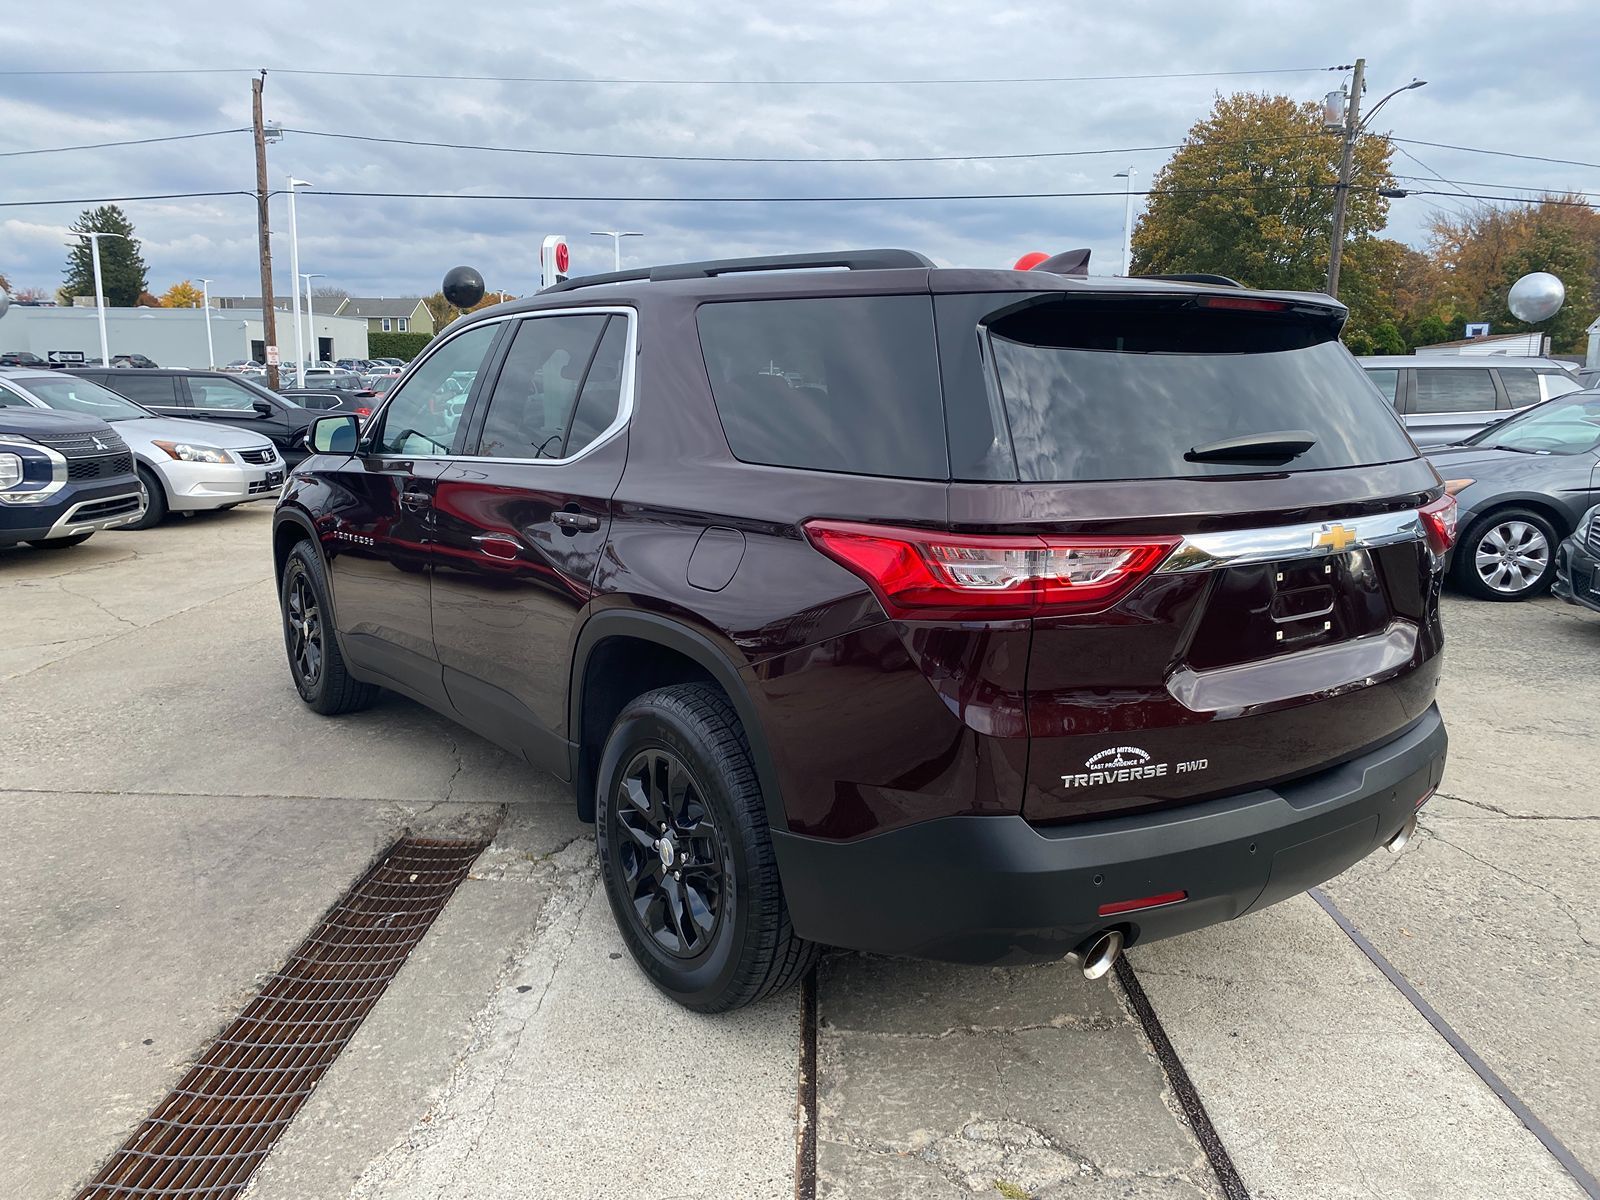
xmin=371 ymin=325 xmax=498 ymax=456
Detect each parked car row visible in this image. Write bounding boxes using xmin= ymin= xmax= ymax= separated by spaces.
xmin=0 ymin=367 xmax=286 ymax=550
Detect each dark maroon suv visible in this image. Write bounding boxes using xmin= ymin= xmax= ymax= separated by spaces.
xmin=273 ymin=249 xmax=1453 ymax=1011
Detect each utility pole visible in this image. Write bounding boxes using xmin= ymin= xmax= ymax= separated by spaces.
xmin=251 ymin=72 xmax=281 ymax=390
xmin=1325 ymin=57 xmax=1364 ymax=298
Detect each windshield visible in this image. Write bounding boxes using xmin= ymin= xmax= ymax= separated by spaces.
xmin=1468 ymin=392 xmax=1600 ymax=455
xmin=8 ymin=374 xmax=152 ymax=421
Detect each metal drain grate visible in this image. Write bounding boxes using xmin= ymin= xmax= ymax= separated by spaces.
xmin=76 ymin=837 xmax=487 ymax=1199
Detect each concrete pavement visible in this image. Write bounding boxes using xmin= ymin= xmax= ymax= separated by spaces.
xmin=4 ymin=506 xmax=1597 ymax=1200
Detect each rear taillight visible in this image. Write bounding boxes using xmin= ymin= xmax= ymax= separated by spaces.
xmin=355 ymin=406 xmax=372 ymax=417
xmin=1419 ymin=493 xmax=1458 ymax=555
xmin=803 ymin=519 xmax=1177 ymax=620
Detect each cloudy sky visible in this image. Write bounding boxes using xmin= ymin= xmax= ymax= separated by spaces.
xmin=3 ymin=0 xmax=1598 ymax=302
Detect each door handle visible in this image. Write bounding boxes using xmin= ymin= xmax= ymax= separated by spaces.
xmin=398 ymin=490 xmax=431 ymax=512
xmin=473 ymin=534 xmax=521 ymax=561
xmin=553 ymin=510 xmax=601 ymax=535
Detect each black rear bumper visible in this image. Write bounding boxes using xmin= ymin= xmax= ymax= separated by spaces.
xmin=773 ymin=705 xmax=1446 ymax=964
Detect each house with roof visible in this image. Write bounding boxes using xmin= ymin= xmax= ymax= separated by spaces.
xmin=333 ymin=297 xmax=434 ymax=336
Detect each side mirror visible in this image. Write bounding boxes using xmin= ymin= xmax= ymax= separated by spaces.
xmin=309 ymin=413 xmax=361 ymax=455
xmin=251 ymin=398 xmax=274 ymax=416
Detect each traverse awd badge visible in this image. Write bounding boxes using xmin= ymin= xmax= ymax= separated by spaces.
xmin=1061 ymin=745 xmax=1209 ymax=790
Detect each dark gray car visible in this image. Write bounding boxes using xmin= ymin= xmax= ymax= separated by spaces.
xmin=1425 ymin=389 xmax=1600 ymax=600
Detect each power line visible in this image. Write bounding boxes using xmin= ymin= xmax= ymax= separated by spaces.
xmin=1402 ymin=189 xmax=1598 ymax=209
xmin=1392 ymin=137 xmax=1600 ymax=172
xmin=1395 ymin=172 xmax=1598 ymax=197
xmin=0 ymin=65 xmax=1340 ymax=86
xmin=281 ymin=126 xmax=1327 ymax=165
xmin=0 ymin=128 xmax=247 ymax=158
xmin=0 ymin=190 xmax=255 ymax=208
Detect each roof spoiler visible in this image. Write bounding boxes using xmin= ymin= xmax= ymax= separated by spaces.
xmin=1139 ymin=272 xmax=1244 ymax=288
xmin=542 ymin=248 xmax=935 ymax=295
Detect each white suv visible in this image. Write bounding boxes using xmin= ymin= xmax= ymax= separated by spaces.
xmin=1359 ymin=355 xmax=1582 ymax=447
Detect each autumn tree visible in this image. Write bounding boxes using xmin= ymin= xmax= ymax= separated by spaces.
xmin=1429 ymin=197 xmax=1599 ymax=353
xmin=0 ymin=271 xmax=10 ymax=294
xmin=1132 ymin=93 xmax=1395 ymax=293
xmin=162 ymin=280 xmax=205 ymax=308
xmin=424 ymin=287 xmax=512 ymax=331
xmin=60 ymin=205 xmax=149 ymax=307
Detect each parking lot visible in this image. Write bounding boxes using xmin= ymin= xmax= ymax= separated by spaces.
xmin=3 ymin=505 xmax=1596 ymax=1200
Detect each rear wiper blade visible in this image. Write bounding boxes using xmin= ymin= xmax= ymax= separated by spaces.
xmin=1185 ymin=430 xmax=1317 ymax=464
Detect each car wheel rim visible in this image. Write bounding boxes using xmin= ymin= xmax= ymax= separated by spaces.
xmin=286 ymin=572 xmax=323 ymax=686
xmin=135 ymin=475 xmax=149 ymax=517
xmin=1473 ymin=520 xmax=1549 ymax=594
xmin=612 ymin=748 xmax=726 ymax=960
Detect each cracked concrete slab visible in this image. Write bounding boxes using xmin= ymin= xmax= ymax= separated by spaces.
xmin=341 ymin=849 xmax=802 ymax=1200
xmin=816 ymin=954 xmax=1220 ymax=1199
xmin=1129 ymin=893 xmax=1587 ymax=1200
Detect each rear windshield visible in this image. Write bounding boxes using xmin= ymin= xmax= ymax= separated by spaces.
xmin=978 ymin=299 xmax=1417 ymax=481
xmin=697 ymin=296 xmax=947 ymax=478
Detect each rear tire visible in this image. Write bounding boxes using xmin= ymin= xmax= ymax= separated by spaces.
xmin=1453 ymin=508 xmax=1558 ymax=601
xmin=596 ymin=683 xmax=818 ymax=1012
xmin=127 ymin=464 xmax=167 ymax=530
xmin=26 ymin=533 xmax=93 ymax=549
xmin=280 ymin=541 xmax=379 ymax=714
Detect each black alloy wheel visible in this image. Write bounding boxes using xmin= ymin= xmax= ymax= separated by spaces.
xmin=595 ymin=683 xmax=818 ymax=1012
xmin=279 ymin=543 xmax=378 ymax=715
xmin=285 ymin=570 xmax=323 ymax=689
xmin=611 ymin=748 xmax=726 ymax=959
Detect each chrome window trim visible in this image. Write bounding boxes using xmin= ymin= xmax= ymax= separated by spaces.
xmin=365 ymin=306 xmax=637 ymax=468
xmin=1156 ymin=509 xmax=1425 ymax=574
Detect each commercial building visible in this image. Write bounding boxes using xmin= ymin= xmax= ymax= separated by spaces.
xmin=0 ymin=304 xmax=368 ymax=368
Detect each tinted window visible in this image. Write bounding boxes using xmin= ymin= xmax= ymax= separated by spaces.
xmin=473 ymin=315 xmax=608 ymax=458
xmin=374 ymin=324 xmax=498 ymax=455
xmin=1497 ymin=369 xmax=1542 ymax=408
xmin=566 ymin=317 xmax=629 ymax=456
xmin=190 ymin=377 xmax=267 ymax=410
xmin=98 ymin=374 xmax=177 ymax=406
xmin=697 ymin=296 xmax=947 ymax=478
xmin=1364 ymin=368 xmax=1399 ymax=405
xmin=1413 ymin=368 xmax=1497 ymax=414
xmin=980 ymin=303 xmax=1414 ymax=481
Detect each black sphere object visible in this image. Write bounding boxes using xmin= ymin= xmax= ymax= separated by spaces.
xmin=442 ymin=265 xmax=486 ymax=309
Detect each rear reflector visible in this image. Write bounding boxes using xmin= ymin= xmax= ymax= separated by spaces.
xmin=803 ymin=519 xmax=1177 ymax=620
xmin=1419 ymin=493 xmax=1458 ymax=555
xmin=1098 ymin=890 xmax=1188 ymax=917
xmin=1416 ymin=786 xmax=1436 ymax=810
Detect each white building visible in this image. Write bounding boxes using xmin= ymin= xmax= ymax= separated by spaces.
xmin=0 ymin=304 xmax=368 ymax=368
xmin=1413 ymin=331 xmax=1549 ymax=357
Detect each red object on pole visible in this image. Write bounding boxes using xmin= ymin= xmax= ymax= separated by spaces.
xmin=555 ymin=241 xmax=570 ymax=274
xmin=1013 ymin=251 xmax=1050 ymax=271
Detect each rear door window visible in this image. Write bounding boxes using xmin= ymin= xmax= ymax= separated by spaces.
xmin=1496 ymin=369 xmax=1543 ymax=408
xmin=1412 ymin=368 xmax=1498 ymax=414
xmin=972 ymin=299 xmax=1416 ymax=481
xmin=188 ymin=377 xmax=267 ymax=411
xmin=99 ymin=374 xmax=178 ymax=407
xmin=697 ymin=296 xmax=947 ymax=478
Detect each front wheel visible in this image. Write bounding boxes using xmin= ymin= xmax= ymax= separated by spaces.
xmin=279 ymin=542 xmax=379 ymax=714
xmin=1454 ymin=508 xmax=1558 ymax=601
xmin=596 ymin=683 xmax=818 ymax=1012
xmin=127 ymin=464 xmax=167 ymax=530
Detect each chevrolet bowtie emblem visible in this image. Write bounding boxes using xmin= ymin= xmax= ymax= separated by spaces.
xmin=1314 ymin=523 xmax=1357 ymax=552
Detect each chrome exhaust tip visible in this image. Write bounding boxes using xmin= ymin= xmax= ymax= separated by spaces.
xmin=1386 ymin=814 xmax=1418 ymax=854
xmin=1070 ymin=929 xmax=1124 ymax=981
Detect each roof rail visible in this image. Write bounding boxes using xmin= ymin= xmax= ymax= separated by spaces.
xmin=541 ymin=248 xmax=934 ymax=294
xmin=1139 ymin=272 xmax=1244 ymax=288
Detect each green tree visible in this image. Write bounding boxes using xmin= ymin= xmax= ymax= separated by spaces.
xmin=60 ymin=205 xmax=148 ymax=308
xmin=1131 ymin=92 xmax=1395 ymax=293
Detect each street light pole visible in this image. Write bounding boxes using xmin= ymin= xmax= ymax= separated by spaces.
xmin=199 ymin=277 xmax=216 ymax=369
xmin=300 ymin=272 xmax=323 ymax=367
xmin=1326 ymin=67 xmax=1426 ymax=298
xmin=73 ymin=231 xmax=126 ymax=366
xmin=1112 ymin=169 xmax=1135 ymax=275
xmin=286 ymin=177 xmax=311 ymax=386
xmin=590 ymin=230 xmax=643 ymax=271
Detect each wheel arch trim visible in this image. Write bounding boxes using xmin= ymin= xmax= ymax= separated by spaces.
xmin=569 ymin=610 xmax=787 ymax=833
